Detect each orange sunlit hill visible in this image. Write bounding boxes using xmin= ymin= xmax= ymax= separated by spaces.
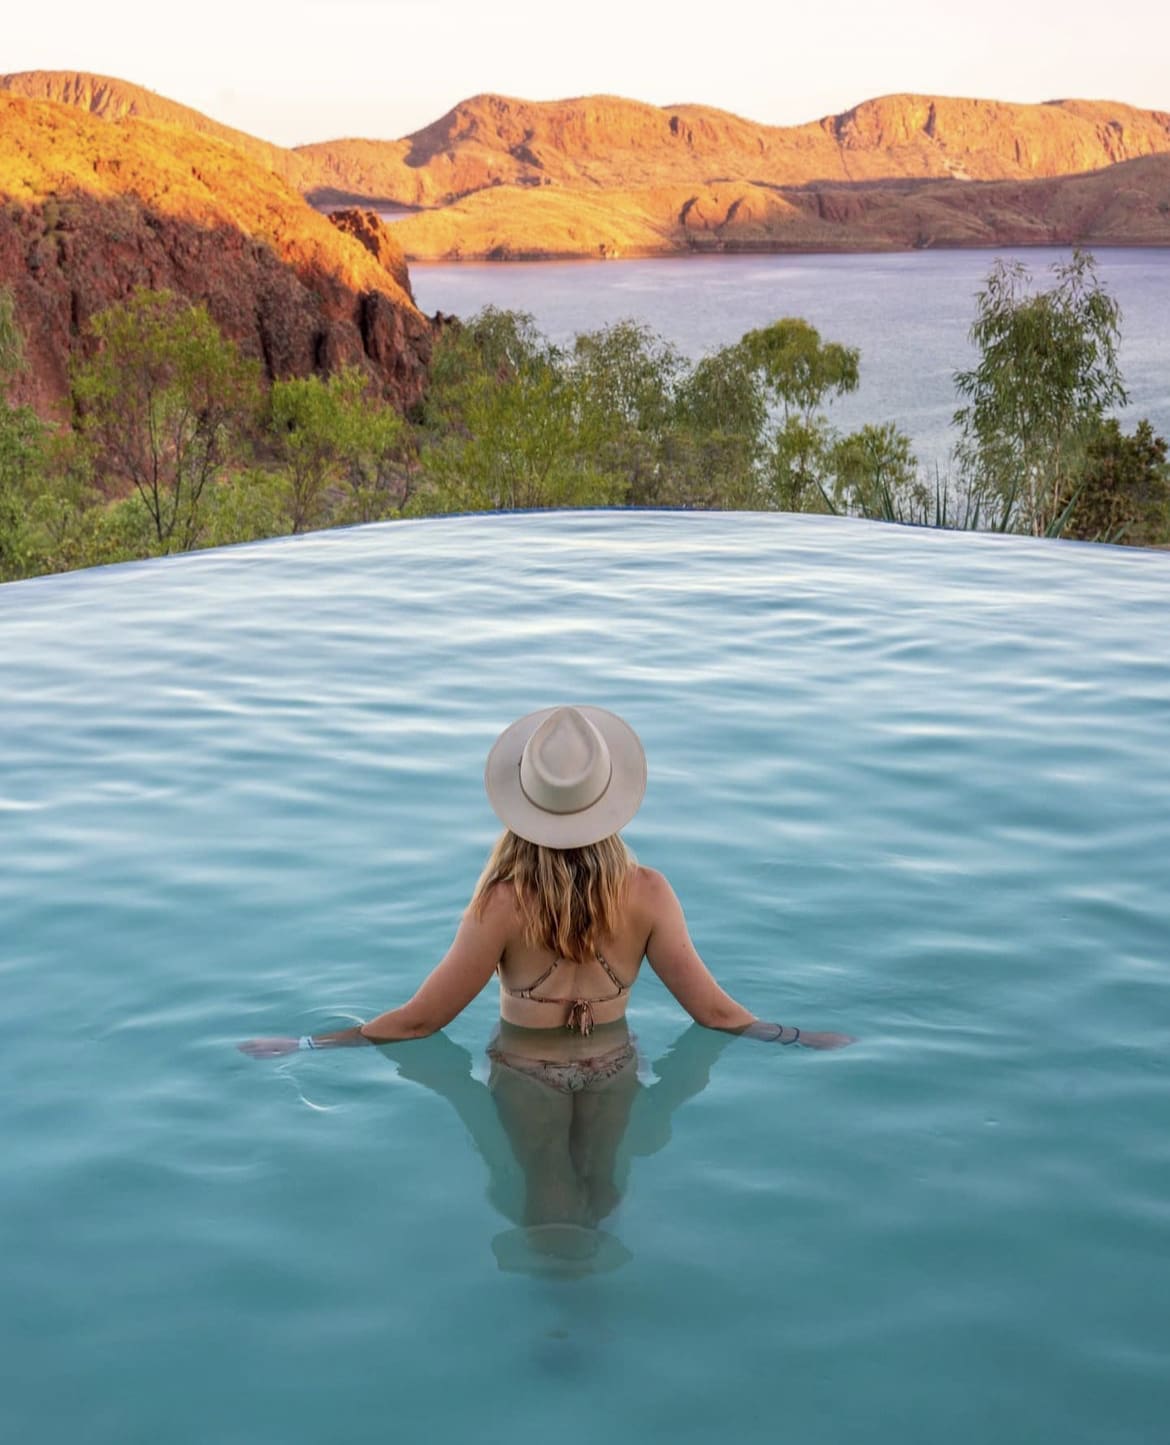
xmin=4 ymin=71 xmax=1170 ymax=253
xmin=2 ymin=69 xmax=1170 ymax=413
xmin=0 ymin=88 xmax=429 ymax=418
xmin=299 ymin=89 xmax=1170 ymax=258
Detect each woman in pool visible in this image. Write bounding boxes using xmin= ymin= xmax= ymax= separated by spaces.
xmin=242 ymin=706 xmax=850 ymax=1249
xmin=242 ymin=704 xmax=851 ymax=1063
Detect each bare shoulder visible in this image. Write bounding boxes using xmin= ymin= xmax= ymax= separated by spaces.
xmin=629 ymin=864 xmax=675 ymax=901
xmin=627 ymin=865 xmax=680 ymax=924
xmin=469 ymin=878 xmax=520 ymax=929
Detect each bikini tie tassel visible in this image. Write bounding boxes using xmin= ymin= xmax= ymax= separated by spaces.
xmin=567 ymin=999 xmax=595 ymax=1036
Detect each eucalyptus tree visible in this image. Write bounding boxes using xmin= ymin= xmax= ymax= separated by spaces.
xmin=72 ymin=289 xmax=261 ymax=551
xmin=741 ymin=317 xmax=860 ymax=425
xmin=668 ymin=341 xmax=768 ymax=508
xmin=953 ymin=251 xmax=1127 ymax=536
xmin=1060 ymin=419 xmax=1170 ymax=546
xmin=828 ymin=422 xmax=922 ymax=521
xmin=416 ymin=309 xmax=622 ymax=513
xmin=570 ymin=320 xmax=688 ymax=504
xmin=0 ymin=286 xmax=53 ymax=580
xmin=268 ymin=367 xmax=404 ymax=532
xmin=738 ymin=318 xmax=860 ymax=512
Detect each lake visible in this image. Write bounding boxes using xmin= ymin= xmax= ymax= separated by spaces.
xmin=411 ymin=248 xmax=1170 ymax=469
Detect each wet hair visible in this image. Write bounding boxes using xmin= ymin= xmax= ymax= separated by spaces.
xmin=471 ymin=830 xmax=634 ymax=966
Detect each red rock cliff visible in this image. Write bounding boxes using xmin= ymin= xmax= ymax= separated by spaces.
xmin=0 ymin=94 xmax=432 ymax=419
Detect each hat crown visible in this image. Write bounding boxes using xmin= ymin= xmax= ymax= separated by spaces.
xmin=519 ymin=707 xmax=613 ymax=816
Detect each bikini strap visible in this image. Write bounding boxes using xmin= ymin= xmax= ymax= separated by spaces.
xmin=595 ymin=950 xmax=628 ymax=994
xmin=504 ymin=958 xmax=559 ymax=1000
xmin=503 ymin=950 xmax=628 ymax=1001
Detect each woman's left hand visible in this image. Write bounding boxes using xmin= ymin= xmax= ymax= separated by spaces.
xmin=238 ymin=1037 xmax=301 ymax=1058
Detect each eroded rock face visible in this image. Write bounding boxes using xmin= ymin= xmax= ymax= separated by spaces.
xmin=0 ymin=95 xmax=433 ymax=420
xmin=327 ymin=209 xmax=414 ymax=300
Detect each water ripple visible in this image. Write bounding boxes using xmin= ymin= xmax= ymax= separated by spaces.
xmin=2 ymin=511 xmax=1169 ymax=1445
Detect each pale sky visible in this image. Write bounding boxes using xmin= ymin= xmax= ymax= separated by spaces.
xmin=5 ymin=0 xmax=1166 ymax=147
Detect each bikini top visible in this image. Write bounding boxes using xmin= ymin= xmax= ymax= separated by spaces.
xmin=500 ymin=952 xmax=629 ymax=1037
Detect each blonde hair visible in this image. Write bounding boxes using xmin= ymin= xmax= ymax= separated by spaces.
xmin=471 ymin=830 xmax=635 ymax=966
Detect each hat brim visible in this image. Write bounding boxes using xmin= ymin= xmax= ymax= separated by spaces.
xmin=484 ymin=706 xmax=647 ymax=848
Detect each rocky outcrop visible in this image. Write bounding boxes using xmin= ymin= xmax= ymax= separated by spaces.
xmin=326 ymin=209 xmax=413 ymax=299
xmin=0 ymin=95 xmax=432 ymax=420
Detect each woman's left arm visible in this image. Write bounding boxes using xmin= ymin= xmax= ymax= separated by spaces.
xmin=239 ymin=889 xmax=511 ymax=1057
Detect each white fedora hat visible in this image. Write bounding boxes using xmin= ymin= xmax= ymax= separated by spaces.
xmin=484 ymin=705 xmax=647 ymax=848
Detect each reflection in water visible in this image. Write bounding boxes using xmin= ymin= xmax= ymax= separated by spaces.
xmin=382 ymin=1024 xmax=736 ymax=1277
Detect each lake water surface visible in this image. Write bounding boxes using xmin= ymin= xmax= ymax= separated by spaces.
xmin=3 ymin=511 xmax=1169 ymax=1445
xmin=412 ymin=248 xmax=1170 ymax=468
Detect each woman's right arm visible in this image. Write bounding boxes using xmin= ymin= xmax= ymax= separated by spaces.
xmin=639 ymin=868 xmax=853 ymax=1050
xmin=238 ymin=884 xmax=513 ymax=1057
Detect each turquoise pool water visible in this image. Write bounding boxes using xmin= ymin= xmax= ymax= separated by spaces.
xmin=3 ymin=511 xmax=1168 ymax=1444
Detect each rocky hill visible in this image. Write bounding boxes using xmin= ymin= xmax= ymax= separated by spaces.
xmin=5 ymin=72 xmax=1170 ymax=263
xmin=302 ymin=91 xmax=1170 ymax=258
xmin=386 ymin=152 xmax=1170 ymax=260
xmin=0 ymin=94 xmax=431 ymax=419
xmin=294 ymin=91 xmax=1170 ymax=204
xmin=0 ymin=70 xmax=311 ymax=187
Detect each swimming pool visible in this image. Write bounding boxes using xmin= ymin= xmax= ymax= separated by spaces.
xmin=2 ymin=511 xmax=1167 ymax=1444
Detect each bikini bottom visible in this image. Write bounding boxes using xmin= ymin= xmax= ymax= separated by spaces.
xmin=487 ymin=1037 xmax=636 ymax=1095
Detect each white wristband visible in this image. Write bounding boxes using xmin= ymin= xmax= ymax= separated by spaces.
xmin=298 ymin=1035 xmax=318 ymax=1051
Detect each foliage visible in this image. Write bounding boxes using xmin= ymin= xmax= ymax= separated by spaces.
xmin=0 ymin=286 xmax=54 ymax=580
xmin=197 ymin=469 xmax=290 ymax=550
xmin=663 ymin=341 xmax=767 ymax=507
xmin=569 ymin=320 xmax=680 ymax=505
xmin=762 ymin=416 xmax=832 ymax=512
xmin=267 ymin=367 xmax=405 ymax=532
xmin=734 ymin=319 xmax=863 ymax=513
xmin=0 ymin=286 xmax=26 ymax=384
xmin=827 ymin=423 xmax=923 ymax=520
xmin=0 ymin=407 xmax=52 ymax=579
xmin=1059 ymin=419 xmax=1170 ymax=546
xmin=3 ymin=279 xmax=1167 ymax=586
xmin=417 ymin=359 xmax=623 ymax=513
xmin=741 ymin=318 xmax=859 ymax=424
xmin=415 ymin=309 xmax=622 ymax=512
xmin=953 ymin=251 xmax=1127 ymax=536
xmin=572 ymin=320 xmax=685 ymax=435
xmin=72 ymin=289 xmax=261 ymax=551
xmin=416 ymin=307 xmax=555 ymax=436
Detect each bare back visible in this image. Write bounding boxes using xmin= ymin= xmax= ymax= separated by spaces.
xmin=343 ymin=861 xmax=757 ymax=1049
xmin=494 ymin=866 xmax=656 ymax=1034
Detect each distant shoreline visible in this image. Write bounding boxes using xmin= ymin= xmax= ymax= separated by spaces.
xmin=402 ymin=239 xmax=1170 ymax=266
